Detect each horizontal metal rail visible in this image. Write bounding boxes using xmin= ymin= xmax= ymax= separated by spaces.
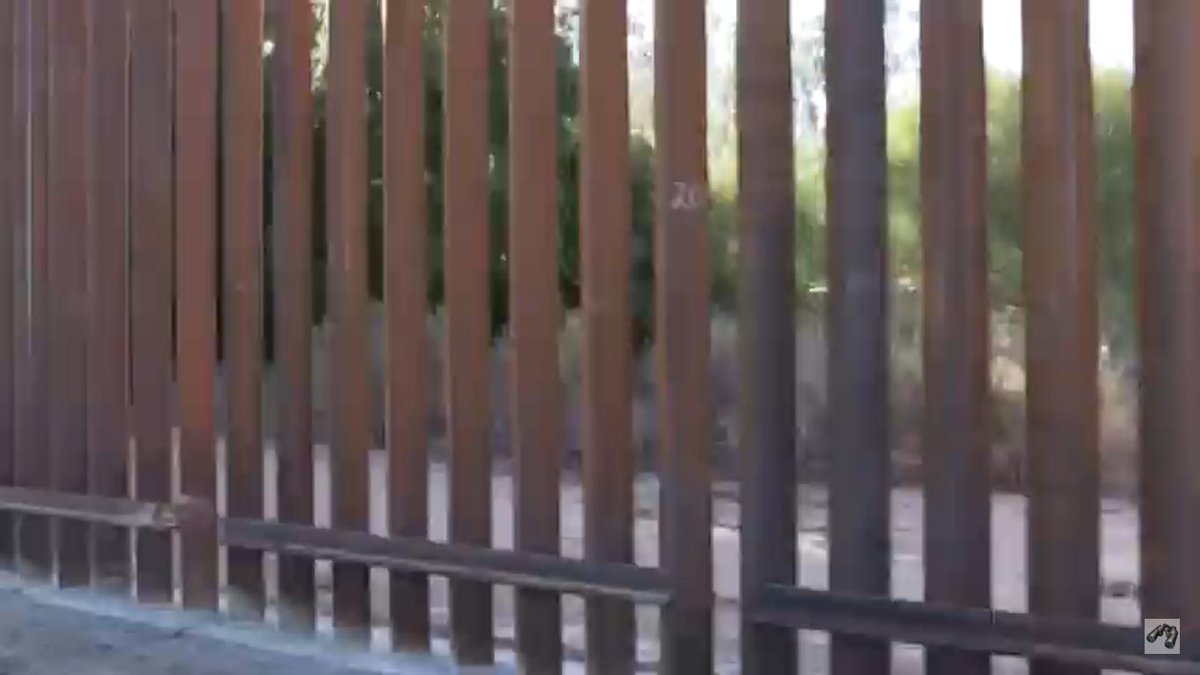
xmin=0 ymin=487 xmax=189 ymax=531
xmin=752 ymin=584 xmax=1200 ymax=674
xmin=7 ymin=484 xmax=1198 ymax=673
xmin=222 ymin=518 xmax=671 ymax=605
xmin=0 ymin=486 xmax=670 ymax=604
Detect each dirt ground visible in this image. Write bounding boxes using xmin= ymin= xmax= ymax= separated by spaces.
xmin=0 ymin=571 xmax=456 ymax=675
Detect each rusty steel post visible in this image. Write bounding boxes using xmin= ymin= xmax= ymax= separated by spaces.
xmin=0 ymin=0 xmax=15 ymax=572
xmin=579 ymin=0 xmax=636 ymax=670
xmin=825 ymin=0 xmax=891 ymax=672
xmin=737 ymin=0 xmax=797 ymax=671
xmin=920 ymin=1 xmax=991 ymax=674
xmin=85 ymin=0 xmax=130 ymax=592
xmin=46 ymin=0 xmax=91 ymax=589
xmin=1022 ymin=2 xmax=1100 ymax=675
xmin=325 ymin=0 xmax=372 ymax=644
xmin=271 ymin=0 xmax=317 ymax=634
xmin=175 ymin=0 xmax=219 ymax=612
xmin=654 ymin=0 xmax=714 ymax=672
xmin=13 ymin=0 xmax=52 ymax=584
xmin=1136 ymin=0 xmax=1200 ymax=654
xmin=129 ymin=0 xmax=173 ymax=604
xmin=383 ymin=0 xmax=430 ymax=653
xmin=222 ymin=0 xmax=266 ymax=621
xmin=508 ymin=0 xmax=564 ymax=670
xmin=443 ymin=0 xmax=494 ymax=664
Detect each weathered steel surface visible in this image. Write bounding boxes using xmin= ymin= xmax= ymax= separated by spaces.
xmin=222 ymin=0 xmax=266 ymax=620
xmin=46 ymin=0 xmax=90 ymax=589
xmin=175 ymin=0 xmax=219 ymax=612
xmin=383 ymin=0 xmax=430 ymax=653
xmin=579 ymin=0 xmax=636 ymax=670
xmin=271 ymin=0 xmax=316 ymax=635
xmin=129 ymin=0 xmax=173 ymax=604
xmin=13 ymin=0 xmax=52 ymax=583
xmin=824 ymin=0 xmax=891 ymax=672
xmin=756 ymin=585 xmax=1200 ymax=674
xmin=919 ymin=1 xmax=991 ymax=674
xmin=737 ymin=0 xmax=797 ymax=671
xmin=1022 ymin=4 xmax=1100 ymax=675
xmin=326 ymin=0 xmax=371 ymax=644
xmin=0 ymin=0 xmax=14 ymax=572
xmin=0 ymin=487 xmax=191 ymax=531
xmin=223 ymin=518 xmax=671 ymax=605
xmin=653 ymin=0 xmax=714 ymax=672
xmin=508 ymin=0 xmax=564 ymax=670
xmin=85 ymin=0 xmax=130 ymax=592
xmin=1135 ymin=0 xmax=1200 ymax=655
xmin=443 ymin=0 xmax=494 ymax=663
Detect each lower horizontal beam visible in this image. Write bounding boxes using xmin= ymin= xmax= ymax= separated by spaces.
xmin=221 ymin=518 xmax=671 ymax=604
xmin=753 ymin=584 xmax=1200 ymax=674
xmin=0 ymin=486 xmax=186 ymax=530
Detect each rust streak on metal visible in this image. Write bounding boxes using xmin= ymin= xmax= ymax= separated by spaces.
xmin=175 ymin=0 xmax=219 ymax=611
xmin=383 ymin=0 xmax=430 ymax=653
xmin=920 ymin=1 xmax=991 ymax=674
xmin=129 ymin=0 xmax=173 ymax=604
xmin=443 ymin=0 xmax=494 ymax=663
xmin=579 ymin=0 xmax=636 ymax=669
xmin=326 ymin=0 xmax=370 ymax=643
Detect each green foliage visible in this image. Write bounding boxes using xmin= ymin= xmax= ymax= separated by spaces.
xmin=263 ymin=1 xmax=657 ymax=352
xmin=885 ymin=69 xmax=1136 ymax=358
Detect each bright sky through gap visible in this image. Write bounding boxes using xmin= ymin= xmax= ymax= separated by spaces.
xmin=981 ymin=0 xmax=1133 ymax=73
xmin=630 ymin=0 xmax=1135 ymax=74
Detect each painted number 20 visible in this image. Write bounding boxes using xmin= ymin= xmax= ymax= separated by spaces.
xmin=670 ymin=181 xmax=706 ymax=212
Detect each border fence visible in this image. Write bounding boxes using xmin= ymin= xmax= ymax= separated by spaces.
xmin=0 ymin=0 xmax=1198 ymax=673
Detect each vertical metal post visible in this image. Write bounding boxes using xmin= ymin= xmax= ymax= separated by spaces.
xmin=326 ymin=0 xmax=371 ymax=643
xmin=509 ymin=0 xmax=564 ymax=670
xmin=85 ymin=0 xmax=130 ymax=592
xmin=443 ymin=0 xmax=494 ymax=663
xmin=272 ymin=0 xmax=316 ymax=634
xmin=14 ymin=0 xmax=52 ymax=584
xmin=920 ymin=1 xmax=991 ymax=674
xmin=654 ymin=0 xmax=713 ymax=671
xmin=737 ymin=0 xmax=797 ymax=671
xmin=175 ymin=0 xmax=219 ymax=611
xmin=46 ymin=0 xmax=91 ymax=589
xmin=825 ymin=0 xmax=891 ymax=673
xmin=222 ymin=0 xmax=266 ymax=620
xmin=0 ymin=0 xmax=17 ymax=572
xmin=384 ymin=0 xmax=430 ymax=653
xmin=129 ymin=0 xmax=174 ymax=604
xmin=1022 ymin=3 xmax=1100 ymax=674
xmin=1136 ymin=0 xmax=1200 ymax=654
xmin=580 ymin=0 xmax=636 ymax=670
